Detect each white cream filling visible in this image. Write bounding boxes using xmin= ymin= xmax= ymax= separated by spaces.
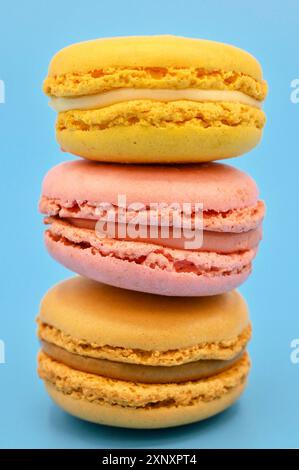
xmin=49 ymin=88 xmax=262 ymax=112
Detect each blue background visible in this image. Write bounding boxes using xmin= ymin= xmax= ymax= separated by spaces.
xmin=0 ymin=0 xmax=298 ymax=449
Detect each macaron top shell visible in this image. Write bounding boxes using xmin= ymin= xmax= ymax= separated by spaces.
xmin=39 ymin=277 xmax=249 ymax=351
xmin=41 ymin=160 xmax=259 ymax=212
xmin=46 ymin=35 xmax=263 ymax=81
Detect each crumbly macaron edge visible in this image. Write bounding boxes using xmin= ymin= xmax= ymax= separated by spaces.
xmin=44 ymin=225 xmax=256 ymax=280
xmin=40 ymin=199 xmax=265 ymax=233
xmin=37 ymin=320 xmax=252 ymax=366
xmin=38 ymin=351 xmax=250 ymax=409
xmin=44 ymin=67 xmax=267 ymax=101
xmin=56 ymin=101 xmax=266 ymax=132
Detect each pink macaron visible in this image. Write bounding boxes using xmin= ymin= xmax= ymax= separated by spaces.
xmin=39 ymin=161 xmax=265 ymax=296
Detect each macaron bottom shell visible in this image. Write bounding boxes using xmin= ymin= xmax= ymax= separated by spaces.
xmin=39 ymin=352 xmax=250 ymax=429
xmin=45 ymin=231 xmax=253 ymax=296
xmin=57 ymin=118 xmax=262 ymax=164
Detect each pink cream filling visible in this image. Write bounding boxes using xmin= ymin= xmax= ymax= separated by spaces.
xmin=63 ymin=217 xmax=262 ymax=253
xmin=40 ymin=197 xmax=265 ymax=256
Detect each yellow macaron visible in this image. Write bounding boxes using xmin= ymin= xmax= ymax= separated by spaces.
xmin=37 ymin=276 xmax=251 ymax=429
xmin=44 ymin=35 xmax=267 ymax=164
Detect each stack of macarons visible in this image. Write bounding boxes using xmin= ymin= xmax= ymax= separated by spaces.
xmin=37 ymin=35 xmax=267 ymax=429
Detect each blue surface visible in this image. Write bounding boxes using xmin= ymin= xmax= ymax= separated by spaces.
xmin=0 ymin=0 xmax=299 ymax=449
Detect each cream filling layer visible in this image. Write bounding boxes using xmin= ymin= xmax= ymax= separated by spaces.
xmin=41 ymin=340 xmax=244 ymax=384
xmin=49 ymin=88 xmax=262 ymax=112
xmin=64 ymin=217 xmax=262 ymax=253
